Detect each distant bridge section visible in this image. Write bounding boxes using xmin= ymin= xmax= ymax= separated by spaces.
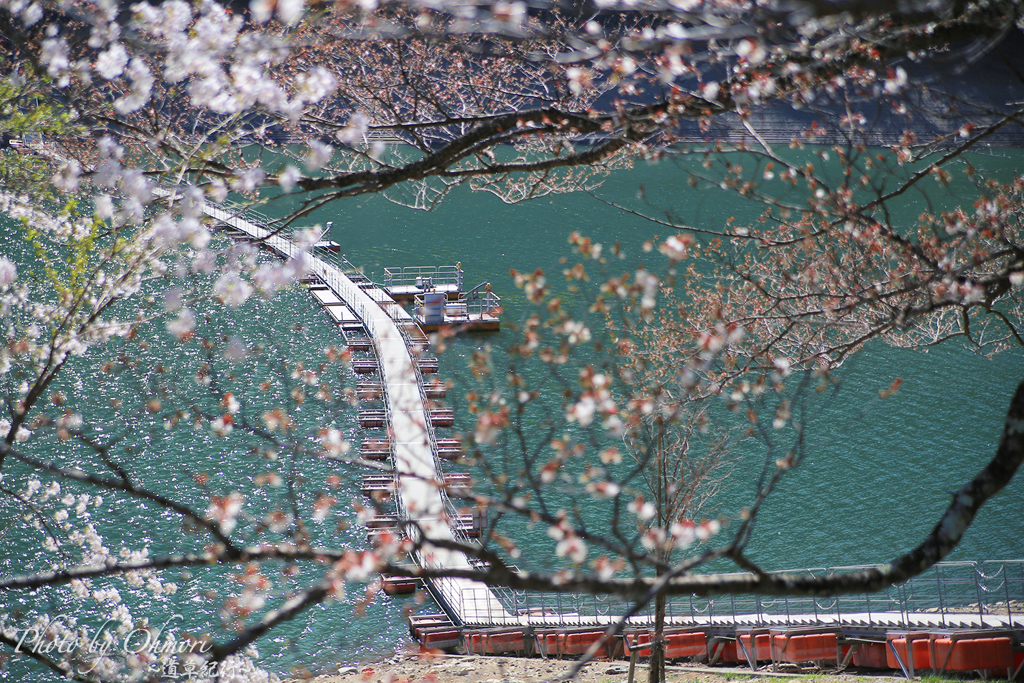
xmin=170 ymin=191 xmax=511 ymax=626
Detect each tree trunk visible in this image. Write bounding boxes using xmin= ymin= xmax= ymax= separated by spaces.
xmin=648 ymin=590 xmax=666 ymax=683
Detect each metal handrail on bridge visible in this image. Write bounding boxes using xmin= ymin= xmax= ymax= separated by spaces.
xmin=413 ymin=285 xmax=501 ymax=320
xmin=447 ymin=560 xmax=1024 ymax=630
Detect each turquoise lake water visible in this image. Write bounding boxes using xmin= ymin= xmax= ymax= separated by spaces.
xmin=1 ymin=147 xmax=1022 ymax=679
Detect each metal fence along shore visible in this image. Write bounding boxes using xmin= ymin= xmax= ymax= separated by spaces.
xmin=451 ymin=560 xmax=1024 ymax=630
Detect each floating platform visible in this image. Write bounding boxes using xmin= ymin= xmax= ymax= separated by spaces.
xmin=418 ymin=310 xmax=500 ymax=333
xmin=358 ymin=408 xmax=388 ymax=428
xmin=383 ymin=265 xmax=463 ymax=302
xmin=388 ymin=284 xmax=462 ymax=301
xmin=361 ymin=474 xmax=395 ymax=499
xmin=357 ymin=382 xmax=384 ymax=401
xmin=414 ymin=285 xmax=501 ymax=332
xmin=352 ymin=359 xmax=378 ymax=374
xmin=366 ymin=514 xmax=399 ymax=529
xmin=436 ymin=438 xmax=463 ymax=460
xmin=428 ymin=407 xmax=454 ymax=427
xmin=360 ymin=439 xmax=391 ymax=460
xmin=367 ymin=526 xmax=403 ymax=544
xmin=310 ymin=287 xmax=368 ymax=331
xmin=444 ymin=472 xmax=472 ymax=494
xmin=400 ymin=323 xmax=430 ymax=350
xmin=346 ymin=336 xmax=372 ymax=351
xmin=452 ymin=507 xmax=487 ymax=538
xmin=311 ymin=287 xmax=347 ymax=307
xmin=423 ymin=378 xmax=447 ymax=399
xmin=410 ymin=614 xmax=461 ymax=651
xmin=383 ymin=576 xmax=420 ymax=595
xmin=416 ymin=357 xmax=439 ymax=374
xmin=314 ymin=239 xmax=341 ymax=253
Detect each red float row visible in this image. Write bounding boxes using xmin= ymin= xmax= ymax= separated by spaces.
xmin=886 ymin=632 xmax=1019 ymax=677
xmin=537 ymin=630 xmax=615 ymax=658
xmin=409 ymin=614 xmax=461 ymax=652
xmin=772 ymin=631 xmax=847 ymax=663
xmin=415 ymin=622 xmax=1024 ymax=679
xmin=626 ymin=631 xmax=707 ymax=659
xmin=464 ymin=630 xmax=527 ymax=655
xmin=459 ymin=629 xmax=619 ymax=658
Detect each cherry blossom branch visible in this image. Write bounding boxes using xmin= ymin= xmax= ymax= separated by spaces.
xmin=0 ymin=548 xmax=344 ymax=591
xmin=0 ymin=484 xmax=73 ymax=563
xmin=860 ymin=106 xmax=1024 ymax=214
xmin=208 ymin=578 xmax=334 ymax=662
xmin=407 ymin=379 xmax=1024 ymax=597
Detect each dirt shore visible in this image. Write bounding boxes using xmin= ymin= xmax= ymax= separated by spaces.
xmin=298 ymin=654 xmax=909 ymax=683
